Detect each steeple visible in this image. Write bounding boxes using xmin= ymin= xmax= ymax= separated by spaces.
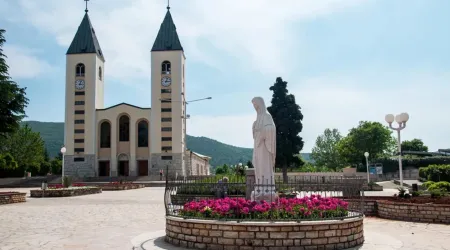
xmin=66 ymin=12 xmax=105 ymax=61
xmin=151 ymin=7 xmax=183 ymax=52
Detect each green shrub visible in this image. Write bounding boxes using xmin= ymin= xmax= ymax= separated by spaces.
xmin=411 ymin=191 xmax=421 ymax=197
xmin=430 ymin=189 xmax=446 ymax=198
xmin=397 ymin=187 xmax=407 ymax=198
xmin=422 ymin=181 xmax=435 ymax=189
xmin=62 ymin=176 xmax=73 ymax=188
xmin=418 ymin=164 xmax=450 ymax=182
xmin=428 ymin=181 xmax=450 ymax=192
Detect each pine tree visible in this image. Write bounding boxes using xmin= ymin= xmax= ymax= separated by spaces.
xmin=0 ymin=29 xmax=29 ymax=137
xmin=267 ymin=77 xmax=304 ymax=183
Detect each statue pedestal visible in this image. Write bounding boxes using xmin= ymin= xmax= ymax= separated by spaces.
xmin=250 ymin=185 xmax=278 ymax=202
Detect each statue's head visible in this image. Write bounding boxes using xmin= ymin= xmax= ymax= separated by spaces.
xmin=252 ymin=97 xmax=266 ymax=114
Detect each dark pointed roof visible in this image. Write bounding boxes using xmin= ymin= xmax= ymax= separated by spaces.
xmin=67 ymin=13 xmax=105 ymax=61
xmin=151 ymin=9 xmax=183 ymax=52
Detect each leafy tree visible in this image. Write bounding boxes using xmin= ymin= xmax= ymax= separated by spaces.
xmin=0 ymin=29 xmax=29 ymax=137
xmin=267 ymin=77 xmax=305 ymax=183
xmin=246 ymin=160 xmax=254 ymax=168
xmin=337 ymin=121 xmax=394 ymax=167
xmin=311 ymin=128 xmax=344 ymax=171
xmin=401 ymin=139 xmax=428 ymax=152
xmin=0 ymin=153 xmax=18 ymax=170
xmin=0 ymin=124 xmax=45 ymax=173
xmin=215 ymin=164 xmax=230 ymax=175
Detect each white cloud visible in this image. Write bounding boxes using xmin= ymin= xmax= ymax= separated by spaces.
xmin=188 ymin=72 xmax=450 ymax=152
xmin=3 ymin=45 xmax=53 ymax=79
xmin=14 ymin=0 xmax=369 ymax=80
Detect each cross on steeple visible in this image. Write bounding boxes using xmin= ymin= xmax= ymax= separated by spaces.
xmin=167 ymin=0 xmax=170 ymax=10
xmin=84 ymin=0 xmax=89 ymax=13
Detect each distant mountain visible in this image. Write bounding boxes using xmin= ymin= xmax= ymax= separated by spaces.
xmin=22 ymin=121 xmax=311 ymax=167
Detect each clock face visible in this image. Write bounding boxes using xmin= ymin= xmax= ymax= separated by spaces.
xmin=161 ymin=76 xmax=172 ymax=87
xmin=75 ymin=80 xmax=85 ymax=90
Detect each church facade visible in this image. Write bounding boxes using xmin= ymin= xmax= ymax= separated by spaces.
xmin=63 ymin=6 xmax=210 ymax=178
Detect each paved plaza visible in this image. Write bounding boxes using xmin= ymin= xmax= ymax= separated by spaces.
xmin=0 ymin=187 xmax=449 ymax=250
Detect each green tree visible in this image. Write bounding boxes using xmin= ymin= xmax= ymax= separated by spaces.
xmin=215 ymin=164 xmax=230 ymax=175
xmin=311 ymin=128 xmax=344 ymax=171
xmin=401 ymin=139 xmax=428 ymax=152
xmin=0 ymin=29 xmax=29 ymax=137
xmin=337 ymin=121 xmax=394 ymax=167
xmin=0 ymin=153 xmax=18 ymax=170
xmin=246 ymin=160 xmax=254 ymax=168
xmin=0 ymin=124 xmax=45 ymax=173
xmin=267 ymin=77 xmax=305 ymax=183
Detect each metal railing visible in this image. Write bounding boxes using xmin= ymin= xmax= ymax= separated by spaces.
xmin=164 ymin=175 xmax=365 ymax=221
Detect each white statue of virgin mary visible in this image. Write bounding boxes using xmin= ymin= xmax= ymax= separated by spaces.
xmin=251 ymin=97 xmax=277 ymax=202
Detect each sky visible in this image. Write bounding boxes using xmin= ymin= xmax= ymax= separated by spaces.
xmin=1 ymin=0 xmax=449 ymax=152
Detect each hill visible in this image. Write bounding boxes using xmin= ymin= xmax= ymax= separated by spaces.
xmin=22 ymin=121 xmax=311 ymax=167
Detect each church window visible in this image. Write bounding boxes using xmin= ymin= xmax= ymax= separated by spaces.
xmin=75 ymin=110 xmax=85 ymax=114
xmin=74 ymin=129 xmax=84 ymax=133
xmin=161 ymin=61 xmax=171 ymax=74
xmin=137 ymin=120 xmax=149 ymax=147
xmin=162 ymin=146 xmax=172 ymax=151
xmin=99 ymin=66 xmax=102 ymax=80
xmin=100 ymin=121 xmax=111 ymax=148
xmin=75 ymin=91 xmax=85 ymax=96
xmin=161 ymin=117 xmax=172 ymax=122
xmin=75 ymin=119 xmax=85 ymax=124
xmin=74 ymin=139 xmax=84 ymax=143
xmin=161 ymin=108 xmax=171 ymax=112
xmin=74 ymin=157 xmax=84 ymax=162
xmin=75 ymin=101 xmax=85 ymax=105
xmin=119 ymin=115 xmax=130 ymax=142
xmin=74 ymin=148 xmax=84 ymax=153
xmin=76 ymin=63 xmax=85 ymax=77
xmin=161 ymin=89 xmax=171 ymax=93
xmin=162 ymin=137 xmax=172 ymax=141
xmin=161 ymin=127 xmax=172 ymax=132
xmin=161 ymin=156 xmax=172 ymax=160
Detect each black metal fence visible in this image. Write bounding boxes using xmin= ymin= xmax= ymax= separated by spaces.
xmin=164 ymin=175 xmax=365 ymax=221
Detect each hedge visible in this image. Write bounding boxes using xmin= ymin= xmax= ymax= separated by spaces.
xmin=419 ymin=164 xmax=450 ymax=182
xmin=374 ymin=156 xmax=450 ymax=173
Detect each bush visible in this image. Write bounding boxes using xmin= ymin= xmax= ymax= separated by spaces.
xmin=62 ymin=176 xmax=73 ymax=188
xmin=428 ymin=181 xmax=450 ymax=192
xmin=180 ymin=195 xmax=349 ymax=220
xmin=419 ymin=165 xmax=450 ymax=182
xmin=422 ymin=181 xmax=435 ymax=189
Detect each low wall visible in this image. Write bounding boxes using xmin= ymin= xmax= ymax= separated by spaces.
xmin=30 ymin=187 xmax=102 ymax=197
xmin=101 ymin=184 xmax=145 ymax=191
xmin=377 ymin=200 xmax=450 ymax=224
xmin=166 ymin=216 xmax=364 ymax=250
xmin=0 ymin=192 xmax=26 ymax=205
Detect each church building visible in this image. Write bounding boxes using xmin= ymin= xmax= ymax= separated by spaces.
xmin=63 ymin=5 xmax=211 ymax=178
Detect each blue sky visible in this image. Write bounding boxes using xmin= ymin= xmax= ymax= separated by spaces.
xmin=1 ymin=0 xmax=449 ymax=152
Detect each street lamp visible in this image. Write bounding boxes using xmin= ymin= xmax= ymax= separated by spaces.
xmin=364 ymin=152 xmax=369 ymax=183
xmin=385 ymin=112 xmax=409 ymax=187
xmin=60 ymin=146 xmax=66 ymax=184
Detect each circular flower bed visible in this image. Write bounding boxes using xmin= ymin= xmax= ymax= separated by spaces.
xmin=180 ymin=195 xmax=349 ymax=220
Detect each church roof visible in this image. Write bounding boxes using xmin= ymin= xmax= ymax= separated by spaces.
xmin=151 ymin=8 xmax=184 ymax=52
xmin=67 ymin=12 xmax=105 ymax=61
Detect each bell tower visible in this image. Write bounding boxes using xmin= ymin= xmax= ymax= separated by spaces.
xmin=150 ymin=5 xmax=186 ymax=176
xmin=64 ymin=6 xmax=105 ymax=178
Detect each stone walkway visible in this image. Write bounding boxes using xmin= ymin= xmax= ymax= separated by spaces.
xmin=0 ymin=187 xmax=449 ymax=250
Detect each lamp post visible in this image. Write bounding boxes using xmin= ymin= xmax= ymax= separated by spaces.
xmin=385 ymin=112 xmax=409 ymax=187
xmin=60 ymin=146 xmax=66 ymax=184
xmin=364 ymin=152 xmax=370 ymax=183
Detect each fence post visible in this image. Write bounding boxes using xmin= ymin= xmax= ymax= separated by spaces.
xmin=245 ymin=169 xmax=255 ymax=200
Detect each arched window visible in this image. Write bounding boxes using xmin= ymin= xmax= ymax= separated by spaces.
xmin=161 ymin=61 xmax=171 ymax=74
xmin=76 ymin=63 xmax=85 ymax=76
xmin=119 ymin=115 xmax=130 ymax=142
xmin=98 ymin=66 xmax=102 ymax=80
xmin=137 ymin=120 xmax=149 ymax=147
xmin=100 ymin=121 xmax=111 ymax=148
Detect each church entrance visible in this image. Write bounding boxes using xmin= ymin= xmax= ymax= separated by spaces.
xmin=98 ymin=161 xmax=110 ymax=177
xmin=118 ymin=161 xmax=129 ymax=176
xmin=138 ymin=160 xmax=148 ymax=176
xmin=117 ymin=153 xmax=129 ymax=176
